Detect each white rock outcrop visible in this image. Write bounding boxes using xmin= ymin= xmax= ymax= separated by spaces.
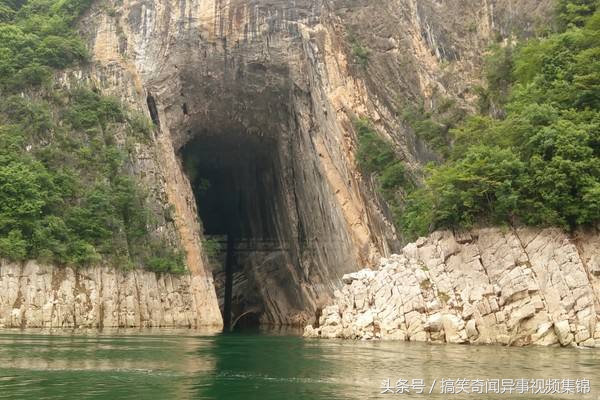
xmin=0 ymin=261 xmax=220 ymax=328
xmin=305 ymin=227 xmax=600 ymax=347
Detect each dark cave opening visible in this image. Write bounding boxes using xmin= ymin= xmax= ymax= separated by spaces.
xmin=182 ymin=133 xmax=283 ymax=238
xmin=180 ymin=132 xmax=287 ymax=331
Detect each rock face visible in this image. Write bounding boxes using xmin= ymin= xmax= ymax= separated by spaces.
xmin=305 ymin=227 xmax=600 ymax=347
xmin=49 ymin=0 xmax=553 ymax=326
xmin=0 ymin=261 xmax=219 ymax=328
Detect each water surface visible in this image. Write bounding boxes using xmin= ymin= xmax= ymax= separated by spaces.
xmin=0 ymin=328 xmax=598 ymax=399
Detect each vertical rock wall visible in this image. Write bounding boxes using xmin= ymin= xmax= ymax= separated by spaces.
xmin=77 ymin=0 xmax=390 ymax=325
xmin=0 ymin=261 xmax=219 ymax=328
xmin=52 ymin=0 xmax=554 ymax=326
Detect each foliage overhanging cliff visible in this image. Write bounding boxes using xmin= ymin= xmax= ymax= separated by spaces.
xmin=0 ymin=0 xmax=185 ymax=272
xmin=357 ymin=0 xmax=600 ymax=240
xmin=0 ymin=0 xmax=597 ymax=291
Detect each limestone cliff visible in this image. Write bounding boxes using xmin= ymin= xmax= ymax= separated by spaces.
xmin=0 ymin=261 xmax=217 ymax=328
xmin=0 ymin=0 xmax=559 ymax=328
xmin=63 ymin=0 xmax=553 ymax=327
xmin=305 ymin=227 xmax=600 ymax=347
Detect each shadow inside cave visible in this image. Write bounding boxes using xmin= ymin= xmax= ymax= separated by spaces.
xmin=180 ymin=132 xmax=293 ymax=331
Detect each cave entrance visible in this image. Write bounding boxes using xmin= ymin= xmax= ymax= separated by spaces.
xmin=180 ymin=132 xmax=288 ymax=331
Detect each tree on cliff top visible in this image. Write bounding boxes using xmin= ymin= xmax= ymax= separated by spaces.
xmin=398 ymin=4 xmax=600 ymax=239
xmin=0 ymin=0 xmax=185 ymax=273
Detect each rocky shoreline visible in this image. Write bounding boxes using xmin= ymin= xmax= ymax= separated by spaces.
xmin=305 ymin=228 xmax=600 ymax=347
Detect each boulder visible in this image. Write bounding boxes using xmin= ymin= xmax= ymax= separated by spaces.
xmin=424 ymin=313 xmax=443 ymax=332
xmin=442 ymin=314 xmax=467 ymax=344
xmin=465 ymin=319 xmax=479 ymax=339
xmin=341 ymin=269 xmax=375 ymax=285
xmin=554 ymin=320 xmax=573 ymax=346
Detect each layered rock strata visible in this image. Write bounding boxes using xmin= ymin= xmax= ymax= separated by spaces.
xmin=0 ymin=261 xmax=218 ymax=328
xmin=305 ymin=228 xmax=600 ymax=347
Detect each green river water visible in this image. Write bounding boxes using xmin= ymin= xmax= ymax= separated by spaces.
xmin=0 ymin=328 xmax=598 ymax=399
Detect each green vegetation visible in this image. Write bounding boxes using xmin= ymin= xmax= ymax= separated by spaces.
xmin=402 ymin=98 xmax=466 ymax=157
xmin=0 ymin=90 xmax=185 ymax=273
xmin=355 ymin=118 xmax=411 ymax=228
xmin=0 ymin=0 xmax=92 ymax=90
xmin=437 ymin=291 xmax=450 ymax=304
xmin=352 ymin=43 xmax=369 ymax=67
xmin=0 ymin=0 xmax=185 ymax=273
xmin=146 ymin=243 xmax=186 ymax=274
xmin=556 ymin=0 xmax=599 ymax=29
xmin=476 ymin=44 xmax=514 ymax=114
xmin=202 ymin=236 xmax=223 ymax=271
xmin=419 ymin=279 xmax=432 ymax=290
xmin=397 ymin=3 xmax=600 ymax=239
xmin=347 ymin=31 xmax=369 ymax=67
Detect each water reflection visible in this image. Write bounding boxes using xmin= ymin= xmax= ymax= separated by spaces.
xmin=0 ymin=328 xmax=219 ymax=399
xmin=0 ymin=329 xmax=598 ymax=399
xmin=193 ymin=333 xmax=340 ymax=399
xmin=193 ymin=335 xmax=600 ymax=400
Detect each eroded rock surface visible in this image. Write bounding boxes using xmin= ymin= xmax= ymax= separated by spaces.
xmin=305 ymin=227 xmax=600 ymax=347
xmin=35 ymin=0 xmax=555 ymax=326
xmin=0 ymin=261 xmax=219 ymax=328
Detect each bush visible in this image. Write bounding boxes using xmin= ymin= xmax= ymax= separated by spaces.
xmin=483 ymin=44 xmax=514 ymax=109
xmin=400 ymin=6 xmax=600 ymax=240
xmin=556 ymin=0 xmax=599 ymax=30
xmin=10 ymin=64 xmax=52 ymax=89
xmin=203 ymin=237 xmax=222 ymax=266
xmin=348 ymin=31 xmax=369 ymax=67
xmin=32 ymin=215 xmax=70 ymax=262
xmin=399 ymin=188 xmax=435 ymax=239
xmin=0 ymin=230 xmax=28 ymax=261
xmin=352 ymin=43 xmax=369 ymax=67
xmin=0 ymin=160 xmax=51 ymax=236
xmin=0 ymin=89 xmax=186 ymax=273
xmin=0 ymin=0 xmax=89 ymax=90
xmin=356 ymin=119 xmax=397 ymax=173
xmin=0 ymin=0 xmax=187 ymax=269
xmin=401 ymin=101 xmax=465 ymax=157
xmin=67 ymin=240 xmax=101 ymax=265
xmin=127 ymin=111 xmax=154 ymax=139
xmin=379 ymin=162 xmax=408 ymax=191
xmin=36 ymin=35 xmax=87 ymax=67
xmin=0 ymin=4 xmax=15 ymax=22
xmin=426 ymin=146 xmax=524 ymax=229
xmin=354 ymin=118 xmax=410 ymax=231
xmin=146 ymin=243 xmax=186 ymax=274
xmin=65 ymin=88 xmax=124 ymax=130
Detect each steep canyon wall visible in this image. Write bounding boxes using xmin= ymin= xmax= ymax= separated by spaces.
xmin=1 ymin=0 xmax=556 ymax=327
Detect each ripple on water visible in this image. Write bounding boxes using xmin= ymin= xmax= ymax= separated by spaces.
xmin=0 ymin=329 xmax=598 ymax=399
